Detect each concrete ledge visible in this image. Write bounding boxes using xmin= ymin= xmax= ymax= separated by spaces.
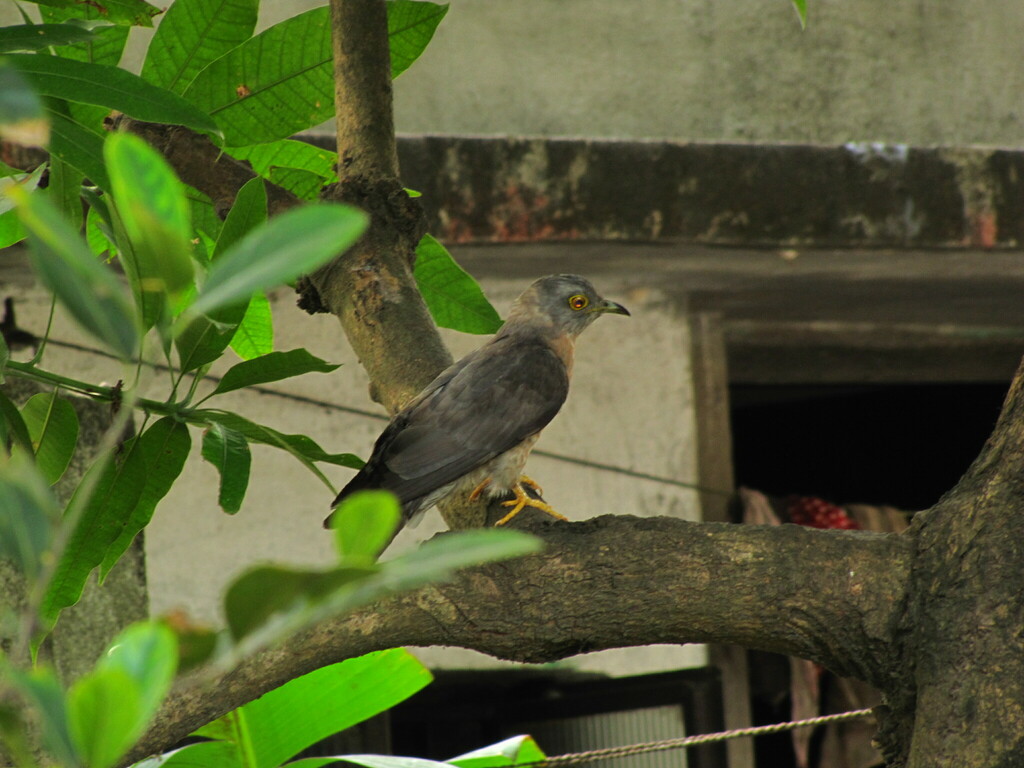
xmin=366 ymin=136 xmax=1024 ymax=249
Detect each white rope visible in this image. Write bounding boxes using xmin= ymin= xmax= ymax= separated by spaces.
xmin=529 ymin=708 xmax=875 ymax=765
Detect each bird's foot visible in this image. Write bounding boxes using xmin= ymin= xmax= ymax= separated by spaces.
xmin=518 ymin=475 xmax=544 ymax=496
xmin=494 ymin=482 xmax=568 ymax=526
xmin=468 ymin=477 xmax=492 ymax=501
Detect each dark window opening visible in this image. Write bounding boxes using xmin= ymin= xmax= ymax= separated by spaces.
xmin=729 ymin=383 xmax=1008 ymax=511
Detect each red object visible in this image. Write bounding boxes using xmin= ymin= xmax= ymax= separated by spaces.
xmin=786 ymin=495 xmax=860 ymax=530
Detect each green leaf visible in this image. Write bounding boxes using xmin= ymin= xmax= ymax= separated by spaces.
xmin=266 ymin=166 xmax=325 ymax=201
xmin=0 ymin=452 xmax=58 ymax=580
xmin=388 ymin=0 xmax=449 ymax=78
xmin=19 ymin=391 xmax=80 ymax=485
xmin=449 ymin=736 xmax=548 ymax=768
xmin=48 ymin=155 xmax=83 ymax=228
xmin=791 ymin=0 xmax=808 ymax=29
xmin=101 ymin=417 xmax=191 ymax=579
xmin=381 ymin=528 xmax=544 ymax=594
xmin=0 ymin=60 xmax=48 ymax=148
xmin=187 ymin=203 xmax=367 ymax=318
xmin=107 ymin=197 xmax=167 ymax=332
xmin=105 ymin=132 xmax=194 ymax=306
xmin=230 ymin=139 xmax=337 ymax=182
xmin=197 ymin=650 xmax=432 ymax=768
xmin=31 ymin=0 xmax=162 ymax=28
xmin=86 ymin=201 xmax=116 ymax=256
xmin=210 ymin=348 xmax=340 ymax=397
xmin=0 ymin=703 xmax=36 ymax=768
xmin=229 ymin=291 xmax=273 ymax=360
xmin=7 ymin=54 xmax=222 ymax=139
xmin=224 ymin=565 xmax=376 ymax=643
xmin=182 ymin=1 xmax=445 ymax=146
xmin=0 ymin=23 xmax=99 ymax=53
xmin=192 ymin=409 xmax=362 ymax=470
xmin=180 ymin=7 xmax=333 ymax=147
xmin=224 ymin=564 xmax=375 ymax=642
xmin=0 ymin=209 xmax=27 ymax=249
xmin=68 ymin=667 xmax=141 ymax=768
xmin=0 ymin=390 xmax=34 ymax=455
xmin=325 ymin=757 xmax=451 ymax=768
xmin=0 ymin=162 xmax=46 ymax=216
xmin=329 ymin=490 xmax=401 ymax=566
xmin=201 ymin=423 xmax=250 ymax=514
xmin=135 ymin=741 xmax=238 ymax=767
xmin=212 ymin=176 xmax=267 ymax=258
xmin=141 ymin=0 xmax=259 ymax=95
xmin=173 ymin=177 xmax=267 ymax=370
xmin=414 ymin=235 xmax=502 ymax=334
xmin=41 ymin=439 xmax=147 ymax=624
xmin=99 ymin=621 xmax=177 ymax=729
xmin=8 ymin=666 xmax=79 ymax=767
xmin=40 ymin=6 xmax=130 ymax=66
xmin=174 ymin=628 xmax=219 ymax=676
xmin=233 ymin=529 xmax=540 ymax=660
xmin=174 ymin=303 xmax=247 ymax=372
xmin=7 ymin=184 xmax=139 ymax=359
xmin=0 ymin=165 xmax=45 ymax=246
xmin=45 ymin=99 xmax=111 ymax=191
xmin=188 ymin=185 xmax=222 ymax=241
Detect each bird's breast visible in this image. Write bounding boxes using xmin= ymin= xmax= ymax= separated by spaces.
xmin=546 ymin=333 xmax=576 ymax=378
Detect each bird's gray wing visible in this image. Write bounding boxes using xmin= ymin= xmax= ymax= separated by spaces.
xmin=374 ymin=333 xmax=569 ymax=504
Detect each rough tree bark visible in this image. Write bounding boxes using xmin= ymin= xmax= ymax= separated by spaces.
xmin=116 ymin=1 xmax=1024 ymax=765
xmin=297 ymin=0 xmax=449 ymax=416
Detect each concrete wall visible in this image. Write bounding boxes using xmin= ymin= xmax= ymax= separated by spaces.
xmin=390 ymin=0 xmax=1024 ymax=146
xmin=6 ymin=0 xmax=1023 ymax=146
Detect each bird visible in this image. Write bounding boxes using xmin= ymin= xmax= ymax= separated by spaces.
xmin=325 ymin=274 xmax=630 ymax=530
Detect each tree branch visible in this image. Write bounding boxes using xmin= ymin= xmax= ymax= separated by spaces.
xmin=330 ymin=0 xmax=399 ymax=181
xmin=123 ymin=515 xmax=911 ymax=764
xmin=300 ymin=0 xmax=449 ymax=417
xmin=110 ymin=117 xmax=301 ymax=217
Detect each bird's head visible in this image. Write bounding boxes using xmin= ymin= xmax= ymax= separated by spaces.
xmin=509 ymin=274 xmax=630 ymax=337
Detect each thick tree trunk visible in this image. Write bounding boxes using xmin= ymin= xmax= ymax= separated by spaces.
xmin=883 ymin=362 xmax=1024 ymax=767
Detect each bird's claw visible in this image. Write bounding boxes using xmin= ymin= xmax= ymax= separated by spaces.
xmin=468 ymin=477 xmax=492 ymax=502
xmin=518 ymin=475 xmax=544 ymax=496
xmin=494 ymin=482 xmax=568 ymax=526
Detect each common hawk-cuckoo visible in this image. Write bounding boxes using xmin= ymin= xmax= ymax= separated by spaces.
xmin=327 ymin=274 xmax=629 ymax=528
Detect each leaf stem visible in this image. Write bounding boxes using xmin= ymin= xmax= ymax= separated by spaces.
xmin=28 ymin=294 xmax=57 ymax=365
xmin=5 ymin=360 xmax=180 ymax=419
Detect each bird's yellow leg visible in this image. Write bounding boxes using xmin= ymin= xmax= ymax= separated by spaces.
xmin=519 ymin=475 xmax=543 ymax=496
xmin=468 ymin=477 xmax=492 ymax=501
xmin=495 ymin=482 xmax=568 ymax=526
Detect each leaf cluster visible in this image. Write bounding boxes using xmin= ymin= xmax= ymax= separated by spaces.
xmin=0 ymin=0 xmax=506 ymax=634
xmin=2 ymin=490 xmax=541 ymax=768
xmin=0 ymin=0 xmax=526 ymax=764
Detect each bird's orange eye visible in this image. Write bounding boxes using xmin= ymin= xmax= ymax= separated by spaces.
xmin=568 ymin=294 xmax=589 ymax=310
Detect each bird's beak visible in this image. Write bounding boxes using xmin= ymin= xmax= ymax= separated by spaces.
xmin=598 ymin=299 xmax=630 ymax=316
